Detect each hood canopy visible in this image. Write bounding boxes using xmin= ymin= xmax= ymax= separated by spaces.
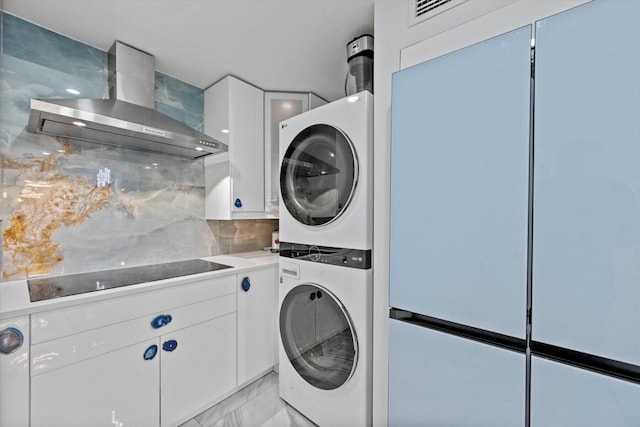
xmin=27 ymin=41 xmax=227 ymax=159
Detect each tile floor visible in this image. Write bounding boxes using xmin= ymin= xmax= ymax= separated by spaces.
xmin=179 ymin=371 xmax=316 ymax=427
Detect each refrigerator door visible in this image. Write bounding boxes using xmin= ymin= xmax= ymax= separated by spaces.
xmin=389 ymin=319 xmax=525 ymax=426
xmin=533 ymin=0 xmax=640 ymax=365
xmin=531 ymin=356 xmax=640 ymax=426
xmin=390 ymin=26 xmax=531 ymax=338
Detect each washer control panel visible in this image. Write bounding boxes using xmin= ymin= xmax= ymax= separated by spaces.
xmin=280 ymin=242 xmax=371 ymax=269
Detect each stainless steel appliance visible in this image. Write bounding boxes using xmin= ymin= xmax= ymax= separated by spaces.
xmin=27 ymin=41 xmax=227 ymax=159
xmin=345 ymin=34 xmax=373 ymax=96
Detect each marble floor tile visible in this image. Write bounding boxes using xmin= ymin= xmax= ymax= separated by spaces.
xmin=194 ymin=372 xmax=278 ymax=426
xmin=208 ymin=381 xmax=286 ymax=427
xmin=183 ymin=371 xmax=315 ymax=427
xmin=259 ymin=406 xmax=318 ymax=427
xmin=179 ymin=419 xmax=202 ymax=427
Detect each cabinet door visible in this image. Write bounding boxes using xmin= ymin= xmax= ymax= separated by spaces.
xmin=237 ymin=266 xmax=278 ymax=385
xmin=0 ymin=316 xmax=29 ymax=427
xmin=264 ymin=92 xmax=327 ymax=214
xmin=229 ymin=77 xmax=265 ymax=212
xmin=264 ymin=92 xmax=309 ymax=214
xmin=31 ymin=338 xmax=160 ymax=427
xmin=160 ymin=313 xmax=237 ymax=427
xmin=532 ymin=0 xmax=640 ymax=365
xmin=204 ymin=76 xmax=264 ymax=217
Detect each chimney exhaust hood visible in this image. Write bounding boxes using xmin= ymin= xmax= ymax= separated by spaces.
xmin=27 ymin=41 xmax=227 ymax=159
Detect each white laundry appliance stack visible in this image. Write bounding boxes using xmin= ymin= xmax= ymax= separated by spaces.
xmin=277 ymin=90 xmax=373 ymax=427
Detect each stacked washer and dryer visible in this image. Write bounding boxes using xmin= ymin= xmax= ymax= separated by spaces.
xmin=277 ymin=89 xmax=373 ymax=427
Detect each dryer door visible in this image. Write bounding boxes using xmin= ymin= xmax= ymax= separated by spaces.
xmin=280 ymin=124 xmax=357 ymax=226
xmin=280 ymin=284 xmax=358 ymax=390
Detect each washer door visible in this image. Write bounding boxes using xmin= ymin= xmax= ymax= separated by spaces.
xmin=280 ymin=284 xmax=358 ymax=390
xmin=280 ymin=124 xmax=358 ymax=226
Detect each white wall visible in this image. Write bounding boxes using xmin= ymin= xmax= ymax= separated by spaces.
xmin=372 ymin=1 xmax=590 ymax=425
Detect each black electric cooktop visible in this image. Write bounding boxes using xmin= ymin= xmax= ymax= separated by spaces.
xmin=27 ymin=259 xmax=233 ymax=302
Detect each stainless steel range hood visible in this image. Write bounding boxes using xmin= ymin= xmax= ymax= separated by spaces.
xmin=27 ymin=41 xmax=227 ymax=159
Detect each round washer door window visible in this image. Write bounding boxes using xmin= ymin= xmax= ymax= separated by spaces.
xmin=280 ymin=124 xmax=357 ymax=226
xmin=279 ymin=284 xmax=358 ymax=390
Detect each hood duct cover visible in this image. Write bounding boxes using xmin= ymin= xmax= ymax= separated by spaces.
xmin=27 ymin=41 xmax=227 ymax=159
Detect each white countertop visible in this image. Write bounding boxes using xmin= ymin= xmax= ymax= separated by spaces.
xmin=0 ymin=251 xmax=278 ymax=320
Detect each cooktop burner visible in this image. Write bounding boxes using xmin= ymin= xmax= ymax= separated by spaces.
xmin=27 ymin=259 xmax=233 ymax=302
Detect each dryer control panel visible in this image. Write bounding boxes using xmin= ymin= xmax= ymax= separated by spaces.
xmin=280 ymin=242 xmax=371 ymax=269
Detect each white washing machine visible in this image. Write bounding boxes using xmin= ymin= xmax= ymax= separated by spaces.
xmin=279 ymin=91 xmax=373 ymax=250
xmin=278 ymin=243 xmax=372 ymax=427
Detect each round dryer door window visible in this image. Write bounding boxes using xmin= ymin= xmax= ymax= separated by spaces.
xmin=280 ymin=284 xmax=358 ymax=390
xmin=280 ymin=124 xmax=357 ymax=226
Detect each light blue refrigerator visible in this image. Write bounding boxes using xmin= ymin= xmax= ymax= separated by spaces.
xmin=389 ymin=1 xmax=640 ymax=426
xmin=530 ymin=1 xmax=640 ymax=425
xmin=389 ymin=24 xmax=531 ymax=427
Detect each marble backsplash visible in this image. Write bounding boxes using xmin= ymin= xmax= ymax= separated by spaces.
xmin=0 ymin=12 xmax=275 ymax=281
xmin=209 ymin=220 xmax=279 ymax=255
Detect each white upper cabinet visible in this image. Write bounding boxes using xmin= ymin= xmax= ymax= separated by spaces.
xmin=205 ymin=76 xmax=266 ymax=219
xmin=264 ymin=92 xmax=326 ymax=215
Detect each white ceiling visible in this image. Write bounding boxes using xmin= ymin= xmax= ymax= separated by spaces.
xmin=1 ymin=0 xmax=375 ymax=102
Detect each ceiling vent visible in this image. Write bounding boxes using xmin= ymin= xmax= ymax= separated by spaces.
xmin=409 ymin=0 xmax=469 ymax=27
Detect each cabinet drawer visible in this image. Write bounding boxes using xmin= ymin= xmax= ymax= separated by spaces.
xmin=32 ymin=293 xmax=236 ymax=376
xmin=32 ymin=274 xmax=236 ymax=344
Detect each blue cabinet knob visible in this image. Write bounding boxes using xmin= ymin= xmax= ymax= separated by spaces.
xmin=234 ymin=198 xmax=243 ymax=208
xmin=162 ymin=340 xmax=178 ymax=352
xmin=151 ymin=314 xmax=173 ymax=329
xmin=241 ymin=277 xmax=251 ymax=292
xmin=0 ymin=327 xmax=24 ymax=355
xmin=143 ymin=344 xmax=158 ymax=360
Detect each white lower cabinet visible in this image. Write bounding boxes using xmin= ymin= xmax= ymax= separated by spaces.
xmin=30 ymin=276 xmax=238 ymax=427
xmin=26 ymin=267 xmax=278 ymax=427
xmin=161 ymin=313 xmax=236 ymax=427
xmin=31 ymin=338 xmax=161 ymax=427
xmin=236 ymin=266 xmax=278 ymax=385
xmin=31 ymin=312 xmax=236 ymax=427
xmin=0 ymin=315 xmax=30 ymax=427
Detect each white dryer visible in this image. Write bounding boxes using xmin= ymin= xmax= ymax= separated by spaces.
xmin=278 ymin=243 xmax=372 ymax=427
xmin=279 ymin=91 xmax=373 ymax=250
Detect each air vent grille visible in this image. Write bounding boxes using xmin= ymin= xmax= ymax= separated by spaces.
xmin=415 ymin=0 xmax=453 ymax=17
xmin=409 ymin=0 xmax=469 ymax=27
